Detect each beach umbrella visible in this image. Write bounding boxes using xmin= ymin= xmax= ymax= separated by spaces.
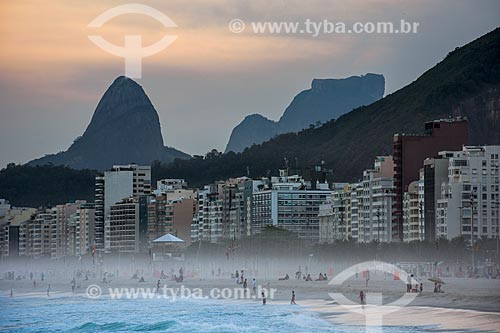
xmin=428 ymin=277 xmax=446 ymax=284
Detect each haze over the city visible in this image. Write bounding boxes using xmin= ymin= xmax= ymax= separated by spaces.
xmin=1 ymin=0 xmax=499 ymax=168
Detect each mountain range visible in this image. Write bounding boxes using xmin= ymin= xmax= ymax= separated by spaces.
xmin=154 ymin=27 xmax=500 ymax=186
xmin=29 ymin=76 xmax=189 ymax=170
xmin=2 ymin=27 xmax=500 ymax=206
xmin=225 ymin=73 xmax=385 ymax=153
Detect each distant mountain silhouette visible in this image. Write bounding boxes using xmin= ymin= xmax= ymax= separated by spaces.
xmin=7 ymin=28 xmax=500 ymax=206
xmin=156 ymin=27 xmax=500 ymax=187
xmin=29 ymin=76 xmax=189 ymax=170
xmin=225 ymin=73 xmax=385 ymax=153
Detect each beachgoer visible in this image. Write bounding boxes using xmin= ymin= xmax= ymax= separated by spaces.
xmin=279 ymin=273 xmax=290 ymax=281
xmin=47 ymin=284 xmax=50 ymax=297
xmin=419 ymin=283 xmax=423 ymax=293
xmin=359 ymin=290 xmax=365 ymax=308
xmin=365 ymin=270 xmax=370 ymax=286
xmin=291 ymin=290 xmax=296 ymax=304
xmin=252 ymin=278 xmax=257 ymax=295
xmin=262 ymin=291 xmax=266 ymax=305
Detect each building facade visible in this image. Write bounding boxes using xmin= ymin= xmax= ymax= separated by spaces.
xmin=358 ymin=156 xmax=395 ymax=243
xmin=108 ymin=196 xmax=150 ymax=254
xmin=393 ymin=117 xmax=468 ymax=241
xmin=319 ymin=184 xmax=352 ymax=243
xmin=19 ymin=209 xmax=54 ymax=258
xmin=97 ymin=164 xmax=151 ymax=252
xmin=436 ymin=146 xmax=500 ymax=241
xmin=251 ymin=173 xmax=332 ymax=244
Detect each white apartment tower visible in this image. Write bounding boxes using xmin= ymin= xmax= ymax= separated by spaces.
xmin=436 ymin=146 xmax=500 ymax=241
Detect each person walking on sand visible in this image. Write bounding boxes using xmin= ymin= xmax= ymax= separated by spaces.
xmin=291 ymin=290 xmax=296 ymax=304
xmin=47 ymin=284 xmax=51 ymax=297
xmin=252 ymin=278 xmax=257 ymax=295
xmin=359 ymin=290 xmax=366 ymax=308
xmin=262 ymin=291 xmax=266 ymax=305
xmin=365 ymin=270 xmax=370 ymax=287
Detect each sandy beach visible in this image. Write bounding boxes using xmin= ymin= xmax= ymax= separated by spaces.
xmin=2 ymin=272 xmax=500 ymax=332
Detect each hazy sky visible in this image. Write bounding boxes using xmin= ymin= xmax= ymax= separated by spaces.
xmin=0 ymin=0 xmax=499 ymax=168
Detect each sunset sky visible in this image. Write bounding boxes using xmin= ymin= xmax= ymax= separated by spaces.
xmin=0 ymin=0 xmax=499 ymax=168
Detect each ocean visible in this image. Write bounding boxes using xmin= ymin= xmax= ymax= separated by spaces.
xmin=0 ymin=295 xmax=435 ymax=332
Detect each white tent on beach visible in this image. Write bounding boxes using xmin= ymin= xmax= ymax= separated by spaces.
xmin=152 ymin=233 xmax=185 ymax=261
xmin=153 ymin=233 xmax=185 ymax=244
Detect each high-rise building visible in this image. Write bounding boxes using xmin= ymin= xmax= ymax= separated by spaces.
xmin=221 ymin=177 xmax=255 ymax=240
xmin=148 ymin=192 xmax=196 ymax=244
xmin=403 ymin=181 xmax=424 ymax=242
xmin=422 ymin=155 xmax=450 ymax=241
xmin=96 ymin=164 xmax=151 ymax=252
xmin=393 ymin=117 xmax=468 ymax=241
xmin=94 ymin=176 xmax=104 ymax=250
xmin=0 ymin=207 xmax=36 ymax=258
xmin=349 ymin=183 xmax=363 ymax=242
xmin=19 ymin=209 xmax=54 ymax=258
xmin=191 ymin=183 xmax=224 ymax=243
xmin=251 ymin=172 xmax=332 ymax=244
xmin=319 ymin=184 xmax=352 ymax=243
xmin=109 ymin=196 xmax=150 ymax=253
xmin=436 ymin=146 xmax=500 ymax=241
xmin=318 ymin=157 xmax=394 ymax=244
xmin=358 ymin=156 xmax=395 ymax=243
xmin=52 ymin=202 xmax=82 ymax=259
xmin=67 ymin=203 xmax=95 ymax=256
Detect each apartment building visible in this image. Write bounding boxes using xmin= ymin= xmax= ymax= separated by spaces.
xmin=436 ymin=146 xmax=500 ymax=241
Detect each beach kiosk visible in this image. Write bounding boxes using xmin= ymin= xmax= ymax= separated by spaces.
xmin=151 ymin=233 xmax=185 ymax=262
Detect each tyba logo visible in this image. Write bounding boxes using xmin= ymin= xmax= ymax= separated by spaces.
xmin=88 ymin=3 xmax=177 ymax=78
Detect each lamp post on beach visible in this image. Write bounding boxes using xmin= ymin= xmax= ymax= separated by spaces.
xmin=471 ymin=190 xmax=477 ymax=273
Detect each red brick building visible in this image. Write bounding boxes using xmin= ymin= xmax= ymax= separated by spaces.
xmin=393 ymin=117 xmax=468 ymax=241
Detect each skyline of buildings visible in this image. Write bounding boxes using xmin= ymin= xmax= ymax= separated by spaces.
xmin=1 ymin=119 xmax=500 ymax=259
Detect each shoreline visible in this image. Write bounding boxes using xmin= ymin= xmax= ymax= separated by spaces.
xmin=2 ymin=276 xmax=500 ymax=332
